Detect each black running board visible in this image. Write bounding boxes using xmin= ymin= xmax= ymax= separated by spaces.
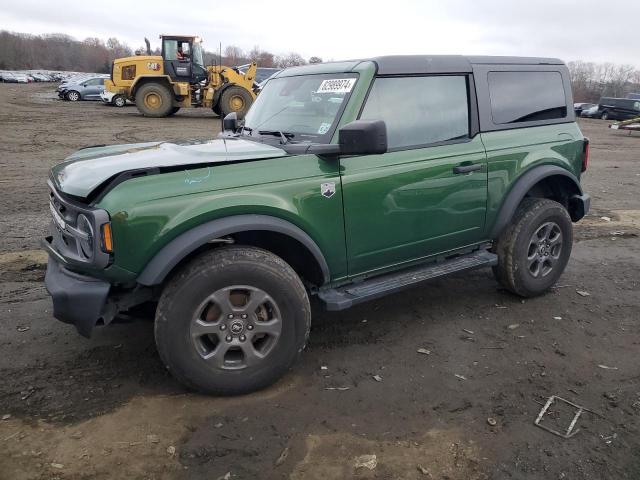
xmin=318 ymin=250 xmax=497 ymax=311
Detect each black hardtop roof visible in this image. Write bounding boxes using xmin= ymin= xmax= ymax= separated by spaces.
xmin=368 ymin=55 xmax=564 ymax=75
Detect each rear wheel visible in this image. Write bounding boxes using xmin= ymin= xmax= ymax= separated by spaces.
xmin=493 ymin=198 xmax=573 ymax=297
xmin=135 ymin=82 xmax=174 ymax=117
xmin=113 ymin=95 xmax=126 ymax=107
xmin=66 ymin=90 xmax=80 ymax=102
xmin=219 ymin=86 xmax=253 ymax=119
xmin=154 ymin=246 xmax=311 ymax=395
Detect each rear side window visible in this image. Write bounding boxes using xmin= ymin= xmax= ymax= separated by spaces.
xmin=360 ymin=76 xmax=469 ymax=150
xmin=488 ymin=71 xmax=567 ymax=124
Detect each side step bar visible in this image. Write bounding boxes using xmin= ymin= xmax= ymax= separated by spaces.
xmin=318 ymin=250 xmax=497 ymax=311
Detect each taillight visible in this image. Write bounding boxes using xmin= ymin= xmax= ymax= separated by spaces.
xmin=582 ymin=138 xmax=589 ymax=172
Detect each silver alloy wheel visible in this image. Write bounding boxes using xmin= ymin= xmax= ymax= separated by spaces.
xmin=190 ymin=285 xmax=282 ymax=370
xmin=113 ymin=95 xmax=125 ymax=107
xmin=67 ymin=91 xmax=80 ymax=101
xmin=526 ymin=221 xmax=562 ymax=278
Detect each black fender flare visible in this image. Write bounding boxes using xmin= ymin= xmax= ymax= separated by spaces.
xmin=136 ymin=214 xmax=331 ymax=286
xmin=490 ymin=165 xmax=585 ymax=239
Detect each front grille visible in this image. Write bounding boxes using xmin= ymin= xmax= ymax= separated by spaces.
xmin=48 ymin=180 xmax=111 ymax=269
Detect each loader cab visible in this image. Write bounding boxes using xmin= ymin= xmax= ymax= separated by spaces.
xmin=161 ymin=35 xmax=208 ymax=84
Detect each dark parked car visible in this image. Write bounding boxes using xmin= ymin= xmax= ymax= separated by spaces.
xmin=574 ymin=103 xmax=595 ymax=115
xmin=580 ymin=104 xmax=601 ymax=118
xmin=598 ymin=97 xmax=640 ymax=120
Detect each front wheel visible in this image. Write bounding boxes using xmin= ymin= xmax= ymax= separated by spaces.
xmin=66 ymin=90 xmax=80 ymax=101
xmin=154 ymin=246 xmax=311 ymax=395
xmin=601 ymin=110 xmax=609 ymax=120
xmin=492 ymin=198 xmax=573 ymax=297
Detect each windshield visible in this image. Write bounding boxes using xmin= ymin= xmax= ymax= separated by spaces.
xmin=192 ymin=43 xmax=204 ymax=67
xmin=243 ymin=73 xmax=358 ymax=142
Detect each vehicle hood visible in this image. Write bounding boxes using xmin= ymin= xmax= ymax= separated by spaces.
xmin=51 ymin=138 xmax=287 ymax=198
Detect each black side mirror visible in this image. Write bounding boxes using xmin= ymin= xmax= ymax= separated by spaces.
xmin=223 ymin=112 xmax=238 ymax=132
xmin=338 ymin=120 xmax=387 ymax=156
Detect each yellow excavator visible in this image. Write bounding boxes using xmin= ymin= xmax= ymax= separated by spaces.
xmin=104 ymin=35 xmax=257 ymax=118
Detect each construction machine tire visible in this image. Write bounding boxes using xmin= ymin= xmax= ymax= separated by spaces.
xmin=167 ymin=107 xmax=180 ymax=116
xmin=135 ymin=82 xmax=174 ymax=117
xmin=219 ymin=86 xmax=253 ymax=119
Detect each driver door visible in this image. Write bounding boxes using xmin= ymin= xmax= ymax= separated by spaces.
xmin=163 ymin=39 xmax=192 ymax=82
xmin=340 ymin=75 xmax=488 ymax=276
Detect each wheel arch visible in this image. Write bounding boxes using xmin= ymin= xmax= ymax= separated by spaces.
xmin=137 ymin=215 xmax=330 ymax=288
xmin=130 ymin=75 xmax=173 ymax=98
xmin=490 ymin=165 xmax=588 ymax=239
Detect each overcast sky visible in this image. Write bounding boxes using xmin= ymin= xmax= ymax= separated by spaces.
xmin=0 ymin=0 xmax=638 ymax=66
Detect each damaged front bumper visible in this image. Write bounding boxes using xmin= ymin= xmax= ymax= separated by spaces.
xmin=43 ymin=246 xmax=112 ymax=338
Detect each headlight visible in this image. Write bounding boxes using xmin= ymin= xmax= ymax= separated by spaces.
xmin=76 ymin=214 xmax=94 ymax=259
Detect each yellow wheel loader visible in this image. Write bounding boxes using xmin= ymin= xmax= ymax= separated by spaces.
xmin=104 ymin=35 xmax=257 ymax=118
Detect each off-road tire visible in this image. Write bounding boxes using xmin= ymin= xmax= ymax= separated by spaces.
xmin=135 ymin=82 xmax=174 ymax=117
xmin=66 ymin=90 xmax=80 ymax=102
xmin=492 ymin=198 xmax=573 ymax=297
xmin=154 ymin=246 xmax=311 ymax=395
xmin=219 ymin=86 xmax=253 ymax=119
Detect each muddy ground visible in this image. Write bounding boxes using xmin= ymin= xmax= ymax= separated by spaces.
xmin=0 ymin=83 xmax=639 ymax=480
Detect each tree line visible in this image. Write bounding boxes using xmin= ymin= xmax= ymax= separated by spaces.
xmin=0 ymin=30 xmax=319 ymax=73
xmin=568 ymin=61 xmax=640 ymax=102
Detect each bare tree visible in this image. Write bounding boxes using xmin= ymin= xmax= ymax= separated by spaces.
xmin=275 ymin=52 xmax=307 ymax=68
xmin=224 ymin=45 xmax=244 ymax=65
xmin=308 ymin=56 xmax=323 ymax=64
xmin=569 ymin=59 xmax=640 ymax=102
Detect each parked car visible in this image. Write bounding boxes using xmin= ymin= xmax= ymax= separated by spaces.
xmin=574 ymin=103 xmax=595 ymax=115
xmin=12 ymin=73 xmax=30 ymax=83
xmin=598 ymin=97 xmax=640 ymax=121
xmin=43 ymin=55 xmax=590 ymax=395
xmin=57 ymin=76 xmax=106 ymax=101
xmin=100 ymin=90 xmax=127 ymax=107
xmin=254 ymin=67 xmax=281 ymax=83
xmin=580 ymin=105 xmax=601 ymax=118
xmin=0 ymin=72 xmax=18 ymax=83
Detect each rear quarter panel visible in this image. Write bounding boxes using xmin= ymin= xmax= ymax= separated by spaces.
xmin=480 ymin=122 xmax=585 ymax=238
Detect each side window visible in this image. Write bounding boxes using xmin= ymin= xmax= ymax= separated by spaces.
xmin=488 ymin=71 xmax=567 ymax=124
xmin=360 ymin=76 xmax=469 ymax=150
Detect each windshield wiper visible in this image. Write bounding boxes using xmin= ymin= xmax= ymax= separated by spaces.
xmin=258 ymin=130 xmax=295 ymax=145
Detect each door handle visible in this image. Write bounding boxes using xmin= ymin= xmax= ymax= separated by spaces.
xmin=453 ymin=163 xmax=482 ymax=174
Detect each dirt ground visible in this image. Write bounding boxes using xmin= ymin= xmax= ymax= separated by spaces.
xmin=0 ymin=83 xmax=639 ymax=480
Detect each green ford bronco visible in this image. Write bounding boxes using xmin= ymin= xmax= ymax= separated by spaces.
xmin=44 ymin=55 xmax=590 ymax=394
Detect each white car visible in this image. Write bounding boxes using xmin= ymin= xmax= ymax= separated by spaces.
xmin=100 ymin=90 xmax=127 ymax=107
xmin=13 ymin=73 xmax=30 ymax=83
